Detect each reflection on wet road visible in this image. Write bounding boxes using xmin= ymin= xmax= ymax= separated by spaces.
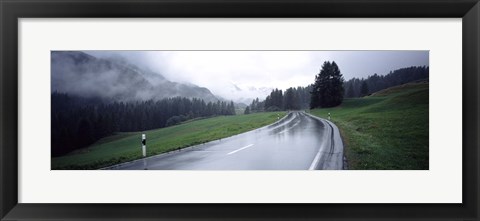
xmin=109 ymin=111 xmax=344 ymax=170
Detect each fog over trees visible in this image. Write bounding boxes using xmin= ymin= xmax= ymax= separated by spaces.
xmin=51 ymin=51 xmax=237 ymax=157
xmin=51 ymin=51 xmax=219 ymax=102
xmin=51 ymin=51 xmax=429 ymax=157
xmin=52 ymin=93 xmax=235 ymax=156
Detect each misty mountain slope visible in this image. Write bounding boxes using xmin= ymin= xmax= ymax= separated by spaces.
xmin=51 ymin=51 xmax=219 ymax=102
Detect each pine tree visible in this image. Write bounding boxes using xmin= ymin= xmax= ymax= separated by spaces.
xmin=264 ymin=89 xmax=284 ymax=111
xmin=346 ymin=82 xmax=355 ymax=98
xmin=244 ymin=106 xmax=250 ymax=114
xmin=310 ymin=61 xmax=344 ymax=108
xmin=76 ymin=118 xmax=94 ymax=148
xmin=360 ymin=81 xmax=369 ymax=97
xmin=229 ymin=101 xmax=236 ymax=115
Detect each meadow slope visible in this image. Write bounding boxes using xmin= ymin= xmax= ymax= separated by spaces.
xmin=311 ymin=82 xmax=429 ymax=169
xmin=52 ymin=112 xmax=286 ymax=169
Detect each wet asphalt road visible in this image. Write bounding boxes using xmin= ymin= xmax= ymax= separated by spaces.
xmin=108 ymin=111 xmax=344 ymax=170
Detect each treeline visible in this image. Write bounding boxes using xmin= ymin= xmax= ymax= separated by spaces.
xmin=344 ymin=66 xmax=429 ymax=98
xmin=245 ymin=86 xmax=312 ymax=114
xmin=247 ymin=61 xmax=345 ymax=111
xmin=52 ymin=92 xmax=235 ymax=156
xmin=246 ymin=65 xmax=428 ymax=112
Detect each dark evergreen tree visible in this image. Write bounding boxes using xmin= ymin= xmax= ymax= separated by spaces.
xmin=248 ymin=98 xmax=264 ymax=113
xmin=284 ymin=87 xmax=298 ymax=110
xmin=346 ymin=82 xmax=355 ymax=98
xmin=244 ymin=106 xmax=250 ymax=114
xmin=228 ymin=101 xmax=236 ymax=115
xmin=76 ymin=118 xmax=94 ymax=148
xmin=310 ymin=61 xmax=344 ymax=108
xmin=264 ymin=89 xmax=284 ymax=111
xmin=261 ymin=86 xmax=311 ymax=111
xmin=360 ymin=81 xmax=369 ymax=97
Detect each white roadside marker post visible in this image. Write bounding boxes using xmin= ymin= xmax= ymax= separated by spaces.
xmin=277 ymin=113 xmax=280 ymax=120
xmin=328 ymin=112 xmax=331 ymax=120
xmin=142 ymin=134 xmax=147 ymax=170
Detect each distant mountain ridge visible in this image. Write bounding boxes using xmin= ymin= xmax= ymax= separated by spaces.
xmin=51 ymin=51 xmax=219 ymax=103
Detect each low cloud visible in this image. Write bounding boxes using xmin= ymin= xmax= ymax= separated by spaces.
xmin=84 ymin=50 xmax=429 ymax=102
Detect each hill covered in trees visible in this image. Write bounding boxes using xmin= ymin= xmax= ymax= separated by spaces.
xmin=245 ymin=65 xmax=429 ymax=112
xmin=52 ymin=51 xmax=429 ymax=158
xmin=52 ymin=93 xmax=235 ymax=156
xmin=51 ymin=51 xmax=219 ymax=102
xmin=344 ymin=66 xmax=429 ymax=98
xmin=51 ymin=51 xmax=240 ymax=157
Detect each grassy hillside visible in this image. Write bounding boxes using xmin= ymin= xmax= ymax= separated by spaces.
xmin=52 ymin=112 xmax=286 ymax=170
xmin=310 ymin=82 xmax=428 ymax=170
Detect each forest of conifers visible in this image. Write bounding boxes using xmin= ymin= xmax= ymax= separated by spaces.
xmin=247 ymin=65 xmax=429 ymax=113
xmin=51 ymin=93 xmax=235 ymax=156
xmin=344 ymin=66 xmax=429 ymax=98
xmin=52 ymin=65 xmax=428 ymax=157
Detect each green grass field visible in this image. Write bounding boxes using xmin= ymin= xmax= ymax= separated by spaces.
xmin=310 ymin=82 xmax=429 ymax=169
xmin=52 ymin=112 xmax=286 ymax=170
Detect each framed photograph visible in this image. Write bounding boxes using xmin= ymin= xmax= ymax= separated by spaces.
xmin=1 ymin=0 xmax=479 ymax=220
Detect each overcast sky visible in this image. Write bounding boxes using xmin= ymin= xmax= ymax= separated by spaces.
xmin=86 ymin=51 xmax=428 ymax=103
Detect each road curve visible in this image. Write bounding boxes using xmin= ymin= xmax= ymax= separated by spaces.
xmin=106 ymin=111 xmax=344 ymax=170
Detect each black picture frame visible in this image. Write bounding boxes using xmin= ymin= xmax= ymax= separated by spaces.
xmin=1 ymin=0 xmax=479 ymax=220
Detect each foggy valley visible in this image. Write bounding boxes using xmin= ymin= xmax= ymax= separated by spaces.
xmin=51 ymin=51 xmax=219 ymax=103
